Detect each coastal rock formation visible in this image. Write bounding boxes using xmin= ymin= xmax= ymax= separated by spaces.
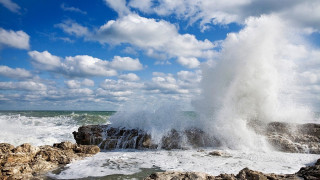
xmin=144 ymin=168 xmax=299 ymax=180
xmin=73 ymin=122 xmax=320 ymax=153
xmin=0 ymin=141 xmax=99 ymax=179
xmin=266 ymin=122 xmax=320 ymax=153
xmin=73 ymin=125 xmax=216 ymax=150
xmin=145 ymin=158 xmax=320 ymax=180
xmin=145 ymin=164 xmax=320 ymax=180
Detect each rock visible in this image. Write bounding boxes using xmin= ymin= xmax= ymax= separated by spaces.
xmin=0 ymin=143 xmax=14 ymax=154
xmin=208 ymin=151 xmax=223 ymax=156
xmin=296 ymin=164 xmax=320 ymax=180
xmin=73 ymin=125 xmax=218 ymax=150
xmin=266 ymin=122 xmax=320 ymax=153
xmin=236 ymin=168 xmax=299 ymax=180
xmin=144 ymin=171 xmax=217 ymax=180
xmin=73 ymin=122 xmax=320 ymax=153
xmin=145 ymin=160 xmax=320 ymax=180
xmin=0 ymin=141 xmax=100 ymax=179
xmin=144 ymin=168 xmax=300 ymax=180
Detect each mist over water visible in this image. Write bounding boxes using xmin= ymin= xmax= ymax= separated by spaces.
xmin=109 ymin=15 xmax=314 ymax=151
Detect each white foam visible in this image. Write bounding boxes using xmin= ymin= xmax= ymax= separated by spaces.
xmin=0 ymin=114 xmax=77 ymax=146
xmin=49 ymin=149 xmax=320 ymax=179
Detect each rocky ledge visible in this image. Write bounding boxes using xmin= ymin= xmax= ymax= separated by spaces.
xmin=0 ymin=141 xmax=100 ymax=179
xmin=73 ymin=122 xmax=320 ymax=153
xmin=145 ymin=158 xmax=320 ymax=180
xmin=73 ymin=125 xmax=216 ymax=150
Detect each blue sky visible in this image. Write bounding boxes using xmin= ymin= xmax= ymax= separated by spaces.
xmin=0 ymin=0 xmax=320 ymax=111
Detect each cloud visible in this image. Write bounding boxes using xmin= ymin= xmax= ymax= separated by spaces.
xmin=0 ymin=81 xmax=47 ymax=91
xmin=97 ymin=78 xmax=144 ymax=102
xmin=176 ymin=57 xmax=200 ymax=69
xmin=82 ymin=78 xmax=94 ymax=86
xmin=110 ymin=56 xmax=143 ymax=71
xmin=118 ymin=73 xmax=140 ymax=81
xmin=128 ymin=0 xmax=152 ymax=13
xmin=123 ymin=0 xmax=320 ymax=32
xmin=0 ymin=66 xmax=32 ymax=79
xmin=65 ymin=80 xmax=81 ymax=89
xmin=61 ymin=3 xmax=87 ymax=14
xmin=145 ymin=71 xmax=201 ymax=95
xmin=91 ymin=14 xmax=215 ymax=61
xmin=63 ymin=55 xmax=117 ymax=77
xmin=65 ymin=79 xmax=95 ymax=89
xmin=104 ymin=0 xmax=130 ymax=16
xmin=100 ymin=79 xmax=143 ymax=91
xmin=0 ymin=0 xmax=20 ymax=13
xmin=28 ymin=51 xmax=117 ymax=77
xmin=0 ymin=28 xmax=30 ymax=49
xmin=55 ymin=20 xmax=89 ymax=37
xmin=28 ymin=50 xmax=61 ymax=71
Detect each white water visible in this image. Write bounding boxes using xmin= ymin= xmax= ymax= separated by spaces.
xmin=193 ymin=15 xmax=314 ymax=151
xmin=0 ymin=113 xmax=77 ymax=146
xmin=50 ymin=149 xmax=320 ymax=179
xmin=109 ymin=15 xmax=315 ymax=151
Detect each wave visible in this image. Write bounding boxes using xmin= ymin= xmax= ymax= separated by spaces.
xmin=0 ymin=111 xmax=113 ymax=146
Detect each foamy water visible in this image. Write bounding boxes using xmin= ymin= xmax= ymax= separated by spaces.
xmin=49 ymin=149 xmax=320 ymax=179
xmin=0 ymin=111 xmax=112 ymax=146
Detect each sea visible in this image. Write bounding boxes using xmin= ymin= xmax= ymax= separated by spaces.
xmin=0 ymin=110 xmax=319 ymax=180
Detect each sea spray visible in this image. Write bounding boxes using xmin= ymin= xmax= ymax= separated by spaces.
xmin=109 ymin=104 xmax=199 ymax=145
xmin=108 ymin=15 xmax=313 ymax=150
xmin=194 ymin=15 xmax=313 ymax=150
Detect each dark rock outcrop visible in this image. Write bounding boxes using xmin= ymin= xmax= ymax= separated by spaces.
xmin=73 ymin=122 xmax=320 ymax=153
xmin=0 ymin=141 xmax=99 ymax=179
xmin=73 ymin=125 xmax=217 ymax=150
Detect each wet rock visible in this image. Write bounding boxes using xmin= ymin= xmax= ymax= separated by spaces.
xmin=73 ymin=125 xmax=218 ymax=150
xmin=236 ymin=168 xmax=298 ymax=180
xmin=296 ymin=164 xmax=320 ymax=180
xmin=144 ymin=171 xmax=217 ymax=180
xmin=145 ymin=159 xmax=320 ymax=180
xmin=74 ymin=122 xmax=320 ymax=153
xmin=266 ymin=122 xmax=320 ymax=153
xmin=208 ymin=151 xmax=224 ymax=156
xmin=73 ymin=125 xmax=157 ymax=150
xmin=144 ymin=168 xmax=300 ymax=180
xmin=0 ymin=141 xmax=99 ymax=179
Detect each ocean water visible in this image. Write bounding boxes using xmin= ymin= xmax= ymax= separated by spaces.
xmin=0 ymin=111 xmax=319 ymax=179
xmin=0 ymin=111 xmax=114 ymax=146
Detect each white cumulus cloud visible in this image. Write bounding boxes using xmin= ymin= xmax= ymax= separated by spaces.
xmin=0 ymin=66 xmax=32 ymax=79
xmin=110 ymin=56 xmax=143 ymax=71
xmin=0 ymin=28 xmax=30 ymax=49
xmin=0 ymin=81 xmax=47 ymax=91
xmin=124 ymin=0 xmax=320 ymax=32
xmin=29 ymin=51 xmax=117 ymax=78
xmin=92 ymin=14 xmax=215 ymax=61
xmin=118 ymin=73 xmax=140 ymax=81
xmin=177 ymin=57 xmax=200 ymax=69
xmin=28 ymin=50 xmax=61 ymax=71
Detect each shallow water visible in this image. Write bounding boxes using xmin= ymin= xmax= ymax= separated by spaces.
xmin=1 ymin=111 xmax=319 ymax=179
xmin=48 ymin=149 xmax=320 ymax=179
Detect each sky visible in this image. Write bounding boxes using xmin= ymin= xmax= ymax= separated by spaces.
xmin=0 ymin=0 xmax=320 ymax=111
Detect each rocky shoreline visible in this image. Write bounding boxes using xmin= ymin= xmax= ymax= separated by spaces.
xmin=145 ymin=160 xmax=320 ymax=180
xmin=73 ymin=122 xmax=320 ymax=153
xmin=0 ymin=141 xmax=99 ymax=179
xmin=1 ymin=121 xmax=320 ymax=179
